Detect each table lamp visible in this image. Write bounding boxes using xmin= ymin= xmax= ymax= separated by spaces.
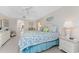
xmin=38 ymin=22 xmax=42 ymax=31
xmin=64 ymin=20 xmax=74 ymax=40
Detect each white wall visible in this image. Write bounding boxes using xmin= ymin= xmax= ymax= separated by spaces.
xmin=37 ymin=7 xmax=72 ymax=28
xmin=45 ymin=7 xmax=79 ymax=28
xmin=36 ymin=7 xmax=79 ymax=39
xmin=9 ymin=18 xmax=17 ymax=32
xmin=46 ymin=6 xmax=79 ymax=39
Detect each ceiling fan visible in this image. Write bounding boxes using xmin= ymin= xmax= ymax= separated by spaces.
xmin=22 ymin=6 xmax=33 ymax=20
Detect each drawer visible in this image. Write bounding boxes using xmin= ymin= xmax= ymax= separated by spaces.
xmin=60 ymin=39 xmax=73 ymax=47
xmin=59 ymin=39 xmax=77 ymax=52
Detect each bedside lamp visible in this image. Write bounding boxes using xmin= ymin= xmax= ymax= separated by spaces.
xmin=37 ymin=22 xmax=42 ymax=31
xmin=64 ymin=20 xmax=74 ymax=40
xmin=64 ymin=20 xmax=74 ymax=28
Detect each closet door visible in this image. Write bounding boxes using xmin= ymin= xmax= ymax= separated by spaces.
xmin=2 ymin=19 xmax=9 ymax=28
xmin=2 ymin=19 xmax=9 ymax=30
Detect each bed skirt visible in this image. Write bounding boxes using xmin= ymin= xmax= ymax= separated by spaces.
xmin=20 ymin=39 xmax=59 ymax=53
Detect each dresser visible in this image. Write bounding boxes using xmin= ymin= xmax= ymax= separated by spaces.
xmin=59 ymin=36 xmax=79 ymax=53
xmin=0 ymin=31 xmax=10 ymax=47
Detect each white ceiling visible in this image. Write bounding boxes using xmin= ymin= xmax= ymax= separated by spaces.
xmin=0 ymin=6 xmax=62 ymax=20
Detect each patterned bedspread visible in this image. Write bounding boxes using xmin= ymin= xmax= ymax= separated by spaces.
xmin=18 ymin=32 xmax=59 ymax=51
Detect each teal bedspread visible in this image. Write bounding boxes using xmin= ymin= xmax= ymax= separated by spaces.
xmin=18 ymin=32 xmax=59 ymax=53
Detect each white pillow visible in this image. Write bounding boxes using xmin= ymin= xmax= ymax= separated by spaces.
xmin=49 ymin=26 xmax=57 ymax=32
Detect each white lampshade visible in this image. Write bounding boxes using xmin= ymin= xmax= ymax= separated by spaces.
xmin=64 ymin=20 xmax=74 ymax=28
xmin=38 ymin=22 xmax=41 ymax=27
xmin=37 ymin=22 xmax=42 ymax=31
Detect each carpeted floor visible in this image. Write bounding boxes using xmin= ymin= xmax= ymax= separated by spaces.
xmin=0 ymin=36 xmax=64 ymax=53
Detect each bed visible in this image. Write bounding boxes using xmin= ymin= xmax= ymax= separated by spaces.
xmin=18 ymin=31 xmax=59 ymax=53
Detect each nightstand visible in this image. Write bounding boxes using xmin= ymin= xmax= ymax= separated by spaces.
xmin=59 ymin=36 xmax=79 ymax=53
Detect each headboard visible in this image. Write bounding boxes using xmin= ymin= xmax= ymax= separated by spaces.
xmin=17 ymin=17 xmax=57 ymax=33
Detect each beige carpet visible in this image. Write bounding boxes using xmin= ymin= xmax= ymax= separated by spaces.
xmin=0 ymin=36 xmax=63 ymax=53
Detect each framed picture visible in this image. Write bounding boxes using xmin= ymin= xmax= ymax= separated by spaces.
xmin=46 ymin=16 xmax=54 ymax=22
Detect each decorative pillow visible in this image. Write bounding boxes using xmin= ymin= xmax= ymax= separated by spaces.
xmin=43 ymin=27 xmax=49 ymax=32
xmin=49 ymin=26 xmax=57 ymax=32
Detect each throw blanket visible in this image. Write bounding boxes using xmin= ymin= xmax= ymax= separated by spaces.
xmin=18 ymin=32 xmax=59 ymax=51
